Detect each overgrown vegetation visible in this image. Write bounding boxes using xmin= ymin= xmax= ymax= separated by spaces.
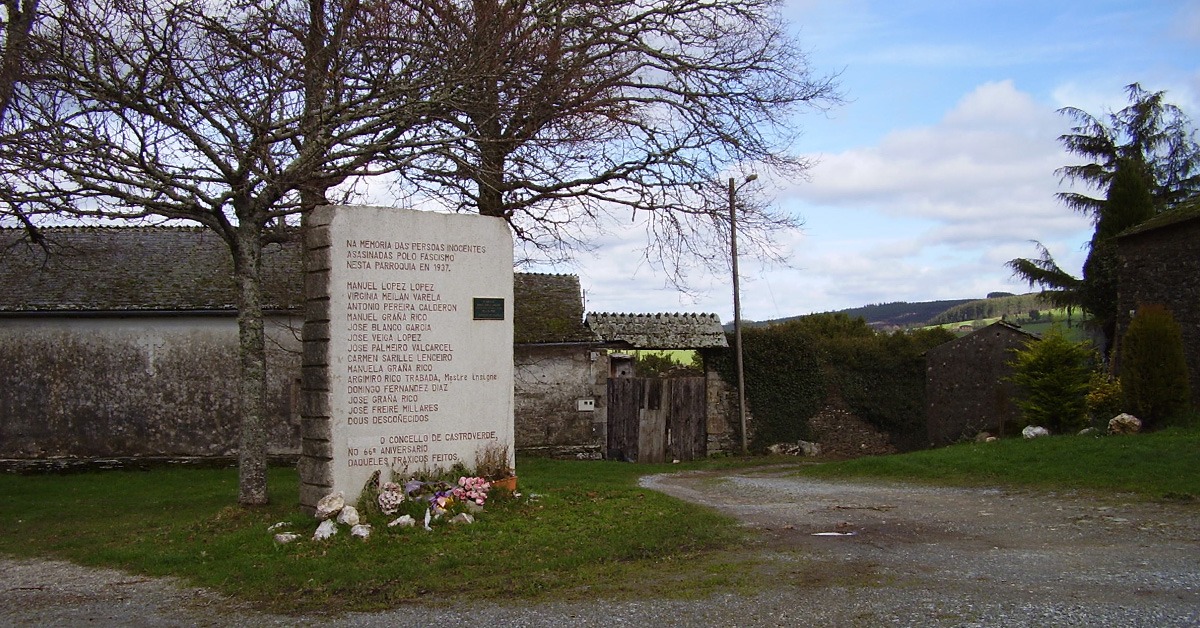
xmin=712 ymin=321 xmax=827 ymax=446
xmin=1005 ymin=327 xmax=1099 ymax=433
xmin=0 ymin=459 xmax=747 ymax=611
xmin=1120 ymin=304 xmax=1194 ymax=427
xmin=795 ymin=427 xmax=1200 ymax=499
xmin=633 ymin=350 xmax=700 ymax=377
xmin=713 ymin=313 xmax=954 ymax=451
xmin=823 ymin=327 xmax=956 ymax=450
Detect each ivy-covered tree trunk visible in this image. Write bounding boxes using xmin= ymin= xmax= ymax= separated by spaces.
xmin=233 ymin=227 xmax=269 ymax=506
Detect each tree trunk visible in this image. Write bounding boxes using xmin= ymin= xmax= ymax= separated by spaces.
xmin=233 ymin=226 xmax=270 ymax=506
xmin=476 ymin=140 xmax=506 ymax=217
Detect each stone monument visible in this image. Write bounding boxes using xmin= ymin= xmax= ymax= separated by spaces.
xmin=300 ymin=206 xmax=514 ymax=509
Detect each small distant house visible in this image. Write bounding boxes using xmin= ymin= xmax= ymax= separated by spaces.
xmin=925 ymin=321 xmax=1036 ymax=446
xmin=1114 ymin=202 xmax=1200 ymax=409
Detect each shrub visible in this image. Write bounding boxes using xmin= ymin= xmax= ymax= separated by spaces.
xmin=1006 ymin=327 xmax=1098 ymax=433
xmin=1120 ymin=304 xmax=1193 ymax=428
xmin=634 ymin=352 xmax=682 ymax=377
xmin=1085 ymin=373 xmax=1124 ymax=424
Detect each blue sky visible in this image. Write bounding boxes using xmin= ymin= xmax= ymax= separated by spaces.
xmin=561 ymin=0 xmax=1200 ymax=322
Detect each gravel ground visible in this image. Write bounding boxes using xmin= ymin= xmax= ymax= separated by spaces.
xmin=3 ymin=466 xmax=1198 ymax=627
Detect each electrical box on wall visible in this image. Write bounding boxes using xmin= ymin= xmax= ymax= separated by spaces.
xmin=577 ymin=399 xmax=595 ymax=412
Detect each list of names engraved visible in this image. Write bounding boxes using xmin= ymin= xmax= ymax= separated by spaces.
xmin=321 ymin=207 xmax=514 ymax=495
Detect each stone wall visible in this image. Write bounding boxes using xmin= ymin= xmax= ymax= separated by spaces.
xmin=0 ymin=315 xmax=302 ymax=457
xmin=514 ymin=344 xmax=607 ymax=456
xmin=703 ymin=351 xmax=741 ymax=455
xmin=1115 ymin=215 xmax=1200 ymax=409
xmin=925 ymin=323 xmax=1030 ymax=446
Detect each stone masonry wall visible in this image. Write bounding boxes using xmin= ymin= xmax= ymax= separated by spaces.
xmin=514 ymin=344 xmax=606 ymax=456
xmin=0 ymin=315 xmax=302 ymax=457
xmin=925 ymin=324 xmax=1029 ymax=446
xmin=1116 ymin=217 xmax=1200 ymax=409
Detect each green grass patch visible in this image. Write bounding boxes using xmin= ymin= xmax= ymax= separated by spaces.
xmin=795 ymin=427 xmax=1200 ymax=499
xmin=0 ymin=458 xmax=750 ymax=611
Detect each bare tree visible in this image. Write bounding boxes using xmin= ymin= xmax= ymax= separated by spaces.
xmin=0 ymin=0 xmax=50 ymax=241
xmin=13 ymin=0 xmax=451 ymax=504
xmin=405 ymin=0 xmax=842 ymax=279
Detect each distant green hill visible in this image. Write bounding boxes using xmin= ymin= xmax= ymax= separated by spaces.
xmin=928 ymin=294 xmax=1053 ymax=326
xmin=738 ymin=293 xmax=1055 ymax=331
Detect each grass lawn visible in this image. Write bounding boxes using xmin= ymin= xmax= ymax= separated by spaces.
xmin=2 ymin=430 xmax=1196 ymax=611
xmin=0 ymin=457 xmax=751 ymax=612
xmin=795 ymin=427 xmax=1200 ymax=500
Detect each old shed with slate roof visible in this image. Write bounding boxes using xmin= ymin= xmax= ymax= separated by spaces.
xmin=585 ymin=312 xmax=738 ymax=458
xmin=1115 ymin=201 xmax=1200 ymax=410
xmin=0 ymin=226 xmax=743 ymax=460
xmin=925 ymin=320 xmax=1036 ymax=446
xmin=0 ymin=227 xmax=304 ymax=458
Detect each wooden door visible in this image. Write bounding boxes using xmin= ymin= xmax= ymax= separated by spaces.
xmin=607 ymin=377 xmax=706 ymax=462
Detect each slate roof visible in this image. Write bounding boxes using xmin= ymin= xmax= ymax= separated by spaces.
xmin=0 ymin=227 xmax=302 ymax=312
xmin=513 ymin=273 xmax=596 ymax=344
xmin=0 ymin=227 xmax=594 ymax=344
xmin=585 ymin=312 xmax=728 ymax=349
xmin=1117 ymin=198 xmax=1200 ymax=240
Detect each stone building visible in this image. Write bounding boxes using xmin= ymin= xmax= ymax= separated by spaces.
xmin=0 ymin=227 xmax=740 ymax=460
xmin=924 ymin=321 xmax=1036 ymax=446
xmin=1114 ymin=202 xmax=1200 ymax=409
xmin=511 ymin=273 xmax=607 ymax=457
xmin=0 ymin=227 xmax=304 ymax=458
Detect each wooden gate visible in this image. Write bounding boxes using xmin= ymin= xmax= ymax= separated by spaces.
xmin=607 ymin=377 xmax=707 ymax=463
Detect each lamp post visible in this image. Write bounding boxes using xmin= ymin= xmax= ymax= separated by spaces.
xmin=729 ymin=173 xmax=756 ymax=455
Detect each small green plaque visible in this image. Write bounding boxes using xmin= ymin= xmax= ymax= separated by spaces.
xmin=473 ymin=297 xmax=505 ymax=320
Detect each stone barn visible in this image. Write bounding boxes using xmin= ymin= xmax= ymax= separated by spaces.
xmin=511 ymin=273 xmax=608 ymax=458
xmin=1114 ymin=202 xmax=1200 ymax=410
xmin=0 ymin=227 xmax=305 ymax=459
xmin=925 ymin=321 xmax=1036 ymax=446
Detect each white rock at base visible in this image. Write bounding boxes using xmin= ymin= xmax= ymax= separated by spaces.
xmin=337 ymin=505 xmax=360 ymax=526
xmin=313 ymin=519 xmax=338 ymax=541
xmin=273 ymin=532 xmax=301 ymax=544
xmin=449 ymin=513 xmax=475 ymax=525
xmin=1109 ymin=413 xmax=1142 ymax=435
xmin=315 ymin=492 xmax=345 ymax=520
xmin=267 ymin=521 xmax=291 ymax=531
xmin=388 ymin=515 xmax=416 ymax=528
xmin=350 ymin=524 xmax=372 ymax=539
xmin=1022 ymin=425 xmax=1050 ymax=439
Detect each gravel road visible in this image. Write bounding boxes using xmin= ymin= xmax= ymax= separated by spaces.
xmin=3 ymin=466 xmax=1198 ymax=627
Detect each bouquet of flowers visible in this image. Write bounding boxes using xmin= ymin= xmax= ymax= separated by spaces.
xmin=377 ymin=481 xmax=405 ymax=515
xmin=452 ymin=476 xmax=491 ymax=506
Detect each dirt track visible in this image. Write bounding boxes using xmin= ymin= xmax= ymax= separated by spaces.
xmin=3 ymin=466 xmax=1198 ymax=627
xmin=642 ymin=467 xmax=1200 ymax=610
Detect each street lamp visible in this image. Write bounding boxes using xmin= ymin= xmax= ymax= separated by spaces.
xmin=729 ymin=173 xmax=756 ymax=456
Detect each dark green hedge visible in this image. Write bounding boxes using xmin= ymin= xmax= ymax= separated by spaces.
xmin=714 ymin=314 xmax=954 ymax=451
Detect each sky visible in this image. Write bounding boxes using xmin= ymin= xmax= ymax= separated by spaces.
xmin=538 ymin=0 xmax=1200 ymax=323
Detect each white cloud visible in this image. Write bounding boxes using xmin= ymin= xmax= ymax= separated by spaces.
xmin=548 ymin=82 xmax=1098 ymax=321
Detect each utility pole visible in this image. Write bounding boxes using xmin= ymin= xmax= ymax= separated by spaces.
xmin=730 ymin=174 xmax=755 ymax=455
